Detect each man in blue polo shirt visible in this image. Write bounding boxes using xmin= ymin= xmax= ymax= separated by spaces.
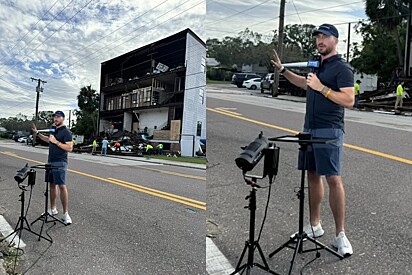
xmin=32 ymin=111 xmax=73 ymax=225
xmin=271 ymin=24 xmax=354 ymax=257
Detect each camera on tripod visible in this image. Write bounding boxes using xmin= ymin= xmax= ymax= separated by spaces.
xmin=14 ymin=163 xmax=36 ymax=187
xmin=235 ymin=132 xmax=280 ymax=181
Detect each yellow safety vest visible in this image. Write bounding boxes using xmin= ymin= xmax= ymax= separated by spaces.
xmin=396 ymin=84 xmax=404 ymax=96
xmin=354 ymin=83 xmax=360 ymax=95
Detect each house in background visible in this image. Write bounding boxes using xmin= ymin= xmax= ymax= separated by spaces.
xmin=99 ymin=29 xmax=206 ymax=156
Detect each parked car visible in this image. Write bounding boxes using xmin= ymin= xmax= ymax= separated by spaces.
xmin=261 ymin=73 xmax=274 ymax=93
xmin=231 ymin=73 xmax=262 ymax=88
xmin=243 ymin=78 xmax=262 ymax=90
xmin=18 ymin=136 xmax=28 ymax=143
xmin=12 ymin=134 xmax=26 ymax=142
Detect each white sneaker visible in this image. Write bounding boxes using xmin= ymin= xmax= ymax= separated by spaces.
xmin=47 ymin=208 xmax=58 ymax=216
xmin=332 ymin=231 xmax=353 ymax=257
xmin=303 ymin=223 xmax=324 ymax=238
xmin=62 ymin=212 xmax=72 ymax=225
xmin=291 ymin=222 xmax=324 ymax=239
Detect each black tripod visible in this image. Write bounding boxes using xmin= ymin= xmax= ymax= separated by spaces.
xmin=230 ymin=178 xmax=279 ymax=275
xmin=267 ymin=133 xmax=343 ymax=275
xmin=0 ymin=184 xmax=51 ymax=246
xmin=30 ymin=165 xmax=66 ymax=242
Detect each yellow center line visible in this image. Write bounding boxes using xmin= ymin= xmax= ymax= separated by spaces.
xmin=108 ymin=177 xmax=206 ymax=206
xmin=0 ymin=152 xmax=206 ymax=210
xmin=137 ymin=166 xmax=206 ymax=181
xmin=208 ymin=107 xmax=412 ymax=166
xmin=215 ymin=108 xmax=242 ymax=116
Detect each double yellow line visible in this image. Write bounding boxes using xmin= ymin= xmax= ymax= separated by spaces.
xmin=0 ymin=151 xmax=206 ymax=210
xmin=207 ymin=107 xmax=412 ymax=166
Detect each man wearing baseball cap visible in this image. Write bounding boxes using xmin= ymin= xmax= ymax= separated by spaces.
xmin=271 ymin=23 xmax=354 ymax=257
xmin=32 ymin=110 xmax=73 ymax=225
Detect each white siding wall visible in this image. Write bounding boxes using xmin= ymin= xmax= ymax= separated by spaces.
xmin=123 ymin=112 xmax=133 ymax=131
xmin=139 ymin=108 xmax=168 ymax=136
xmin=181 ymin=32 xmax=206 ymax=157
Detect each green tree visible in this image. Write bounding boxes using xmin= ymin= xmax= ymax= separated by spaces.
xmin=350 ymin=21 xmax=406 ymax=82
xmin=365 ymin=0 xmax=409 ymax=66
xmin=71 ymin=85 xmax=100 ymax=137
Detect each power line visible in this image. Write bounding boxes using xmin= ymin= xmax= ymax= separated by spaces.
xmin=42 ymin=0 xmax=203 ymax=83
xmin=207 ymin=1 xmax=364 ymax=36
xmin=206 ymin=0 xmax=274 ymax=26
xmin=290 ymin=0 xmax=302 ymax=24
xmin=208 ymin=0 xmax=262 ymax=19
xmin=0 ymin=0 xmax=75 ymax=73
xmin=0 ymin=0 xmax=61 ymax=65
xmin=39 ymin=0 xmax=169 ymax=81
xmin=0 ymin=0 xmax=93 ymax=80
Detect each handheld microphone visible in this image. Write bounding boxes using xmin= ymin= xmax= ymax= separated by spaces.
xmin=49 ymin=126 xmax=56 ymax=135
xmin=307 ymin=55 xmax=321 ymax=73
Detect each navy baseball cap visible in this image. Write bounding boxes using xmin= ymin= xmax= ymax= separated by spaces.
xmin=313 ymin=24 xmax=339 ymax=38
xmin=53 ymin=111 xmax=65 ymax=117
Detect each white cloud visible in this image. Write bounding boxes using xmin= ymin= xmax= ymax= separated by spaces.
xmin=0 ymin=0 xmax=205 ymax=118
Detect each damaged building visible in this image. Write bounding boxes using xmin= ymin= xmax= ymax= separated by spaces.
xmin=98 ymin=29 xmax=206 ymax=156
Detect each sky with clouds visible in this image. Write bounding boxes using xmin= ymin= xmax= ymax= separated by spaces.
xmin=206 ymin=0 xmax=368 ymax=57
xmin=0 ymin=0 xmax=205 ymax=119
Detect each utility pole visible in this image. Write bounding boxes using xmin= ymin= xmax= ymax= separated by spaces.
xmin=272 ymin=0 xmax=286 ymax=97
xmin=30 ymin=77 xmax=46 ymax=146
xmin=30 ymin=77 xmax=47 ymax=123
xmin=346 ymin=23 xmax=351 ymax=62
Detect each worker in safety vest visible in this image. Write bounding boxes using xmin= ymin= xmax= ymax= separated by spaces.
xmin=146 ymin=144 xmax=154 ymax=155
xmin=395 ymin=81 xmax=404 ymax=109
xmin=354 ymin=80 xmax=361 ymax=109
xmin=92 ymin=138 xmax=97 ymax=154
xmin=156 ymin=143 xmax=163 ymax=155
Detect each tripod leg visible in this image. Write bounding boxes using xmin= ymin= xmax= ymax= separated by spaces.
xmin=230 ymin=243 xmax=248 ymax=275
xmin=255 ymin=242 xmax=271 ymax=270
xmin=306 ymin=236 xmax=344 ymax=259
xmin=288 ymin=236 xmax=302 ymax=275
xmin=268 ymin=235 xmax=298 ymax=258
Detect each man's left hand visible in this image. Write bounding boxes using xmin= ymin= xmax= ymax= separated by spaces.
xmin=306 ymin=73 xmax=323 ymax=92
xmin=49 ymin=135 xmax=57 ymax=144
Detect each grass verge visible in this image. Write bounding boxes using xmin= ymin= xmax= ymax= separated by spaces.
xmin=206 ymin=79 xmax=231 ymax=85
xmin=0 ymin=241 xmax=21 ymax=275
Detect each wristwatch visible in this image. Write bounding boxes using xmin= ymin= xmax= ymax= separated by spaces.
xmin=279 ymin=66 xmax=286 ymax=74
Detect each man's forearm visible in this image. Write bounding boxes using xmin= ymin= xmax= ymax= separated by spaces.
xmin=282 ymin=70 xmax=307 ymax=90
xmin=55 ymin=142 xmax=73 ymax=152
xmin=37 ymin=133 xmax=49 ymax=143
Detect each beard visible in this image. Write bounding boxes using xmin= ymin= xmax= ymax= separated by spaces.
xmin=317 ymin=44 xmax=334 ymax=56
xmin=54 ymin=120 xmax=63 ymax=127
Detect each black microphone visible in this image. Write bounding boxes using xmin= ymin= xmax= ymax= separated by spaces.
xmin=307 ymin=55 xmax=321 ymax=73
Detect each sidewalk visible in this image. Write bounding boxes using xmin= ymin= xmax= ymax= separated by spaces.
xmin=106 ymin=154 xmax=206 ymax=170
xmin=0 ymin=141 xmax=206 ymax=170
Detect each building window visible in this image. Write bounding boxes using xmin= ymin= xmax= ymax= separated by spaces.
xmin=199 ymin=89 xmax=204 ymax=104
xmin=196 ymin=121 xmax=202 ymax=136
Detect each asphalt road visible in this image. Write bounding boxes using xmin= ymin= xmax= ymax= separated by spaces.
xmin=0 ymin=142 xmax=206 ymax=275
xmin=206 ymin=85 xmax=412 ymax=275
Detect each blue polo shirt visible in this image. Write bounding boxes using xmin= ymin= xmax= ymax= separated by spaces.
xmin=48 ymin=126 xmax=72 ymax=163
xmin=304 ymin=55 xmax=354 ymax=130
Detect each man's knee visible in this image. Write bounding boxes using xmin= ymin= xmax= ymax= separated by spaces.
xmin=325 ymin=175 xmax=343 ymax=188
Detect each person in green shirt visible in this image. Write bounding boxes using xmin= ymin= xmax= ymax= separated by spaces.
xmin=395 ymin=81 xmax=404 ymax=109
xmin=354 ymin=80 xmax=361 ymax=109
xmin=92 ymin=138 xmax=97 ymax=155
